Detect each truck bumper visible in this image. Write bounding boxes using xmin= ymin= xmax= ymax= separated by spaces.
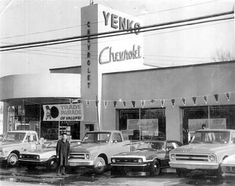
xmin=19 ymin=160 xmax=46 ymax=166
xmin=68 ymin=159 xmax=94 ymax=167
xmin=0 ymin=156 xmax=7 ymax=162
xmin=169 ymin=161 xmax=219 ymax=170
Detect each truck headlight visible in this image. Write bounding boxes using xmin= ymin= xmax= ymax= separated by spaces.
xmin=111 ymin=158 xmax=116 ymax=163
xmin=138 ymin=158 xmax=143 ymax=163
xmin=170 ymin=154 xmax=176 ymax=160
xmin=36 ymin=155 xmax=40 ymax=160
xmin=208 ymin=154 xmax=216 ymax=162
xmin=85 ymin=154 xmax=90 ymax=159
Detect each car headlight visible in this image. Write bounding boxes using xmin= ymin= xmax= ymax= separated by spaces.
xmin=170 ymin=154 xmax=176 ymax=160
xmin=111 ymin=158 xmax=116 ymax=163
xmin=208 ymin=154 xmax=216 ymax=162
xmin=85 ymin=153 xmax=90 ymax=159
xmin=138 ymin=158 xmax=143 ymax=163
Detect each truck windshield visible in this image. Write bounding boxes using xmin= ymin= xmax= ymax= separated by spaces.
xmin=3 ymin=132 xmax=25 ymax=142
xmin=191 ymin=131 xmax=230 ymax=144
xmin=82 ymin=132 xmax=111 ymax=143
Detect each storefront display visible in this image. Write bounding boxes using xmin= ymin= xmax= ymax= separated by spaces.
xmin=118 ymin=108 xmax=165 ymax=140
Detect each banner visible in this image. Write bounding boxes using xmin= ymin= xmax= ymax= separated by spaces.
xmin=43 ymin=104 xmax=83 ymax=121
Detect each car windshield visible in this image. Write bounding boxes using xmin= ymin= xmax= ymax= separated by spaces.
xmin=138 ymin=141 xmax=165 ymax=150
xmin=82 ymin=132 xmax=111 ymax=143
xmin=3 ymin=132 xmax=25 ymax=142
xmin=191 ymin=131 xmax=230 ymax=144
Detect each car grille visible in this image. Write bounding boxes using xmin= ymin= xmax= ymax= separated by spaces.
xmin=223 ymin=166 xmax=235 ymax=173
xmin=70 ymin=153 xmax=85 ymax=159
xmin=175 ymin=154 xmax=209 ymax=161
xmin=114 ymin=158 xmax=141 ymax=164
xmin=21 ymin=154 xmax=39 ymax=160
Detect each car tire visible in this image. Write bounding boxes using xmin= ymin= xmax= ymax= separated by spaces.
xmin=94 ymin=157 xmax=106 ymax=174
xmin=47 ymin=158 xmax=58 ymax=170
xmin=176 ymin=168 xmax=186 ymax=177
xmin=7 ymin=153 xmax=19 ymax=167
xmin=150 ymin=160 xmax=161 ymax=176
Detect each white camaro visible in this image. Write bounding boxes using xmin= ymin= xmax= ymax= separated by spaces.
xmin=221 ymin=154 xmax=235 ymax=175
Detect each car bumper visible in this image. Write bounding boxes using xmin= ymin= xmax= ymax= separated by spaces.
xmin=68 ymin=159 xmax=94 ymax=167
xmin=111 ymin=163 xmax=152 ymax=173
xmin=221 ymin=164 xmax=235 ymax=174
xmin=169 ymin=161 xmax=219 ymax=170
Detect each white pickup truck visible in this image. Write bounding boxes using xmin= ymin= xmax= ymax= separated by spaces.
xmin=68 ymin=130 xmax=134 ymax=174
xmin=0 ymin=130 xmax=40 ymax=166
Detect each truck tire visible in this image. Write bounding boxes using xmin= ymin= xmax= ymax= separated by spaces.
xmin=47 ymin=158 xmax=58 ymax=170
xmin=7 ymin=153 xmax=19 ymax=166
xmin=150 ymin=160 xmax=161 ymax=176
xmin=94 ymin=157 xmax=106 ymax=174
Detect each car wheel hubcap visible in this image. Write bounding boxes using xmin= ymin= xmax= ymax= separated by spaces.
xmin=10 ymin=156 xmax=17 ymax=165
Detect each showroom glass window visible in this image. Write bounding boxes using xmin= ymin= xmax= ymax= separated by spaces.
xmin=182 ymin=105 xmax=235 ymax=144
xmin=118 ymin=108 xmax=166 ymax=140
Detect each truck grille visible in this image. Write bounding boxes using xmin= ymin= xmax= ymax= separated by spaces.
xmin=21 ymin=154 xmax=39 ymax=160
xmin=70 ymin=153 xmax=85 ymax=159
xmin=175 ymin=154 xmax=209 ymax=161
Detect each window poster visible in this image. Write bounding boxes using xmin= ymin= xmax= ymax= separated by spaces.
xmin=127 ymin=119 xmax=159 ymax=136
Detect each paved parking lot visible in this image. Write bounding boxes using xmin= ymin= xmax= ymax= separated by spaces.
xmin=1 ymin=165 xmax=235 ymax=186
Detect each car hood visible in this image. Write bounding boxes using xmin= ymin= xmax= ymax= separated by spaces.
xmin=171 ymin=143 xmax=233 ymax=154
xmin=113 ymin=149 xmax=157 ymax=158
xmin=222 ymin=154 xmax=235 ymax=165
xmin=70 ymin=142 xmax=108 ymax=153
xmin=0 ymin=141 xmax=22 ymax=150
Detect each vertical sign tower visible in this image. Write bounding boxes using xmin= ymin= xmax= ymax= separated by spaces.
xmin=81 ymin=4 xmax=147 ymax=134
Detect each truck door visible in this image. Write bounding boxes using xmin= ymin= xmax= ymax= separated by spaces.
xmin=110 ymin=133 xmax=128 ymax=155
xmin=27 ymin=133 xmax=37 ymax=150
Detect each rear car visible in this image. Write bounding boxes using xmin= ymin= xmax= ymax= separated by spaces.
xmin=111 ymin=140 xmax=182 ymax=176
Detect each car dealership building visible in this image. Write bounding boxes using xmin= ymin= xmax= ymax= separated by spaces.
xmin=0 ymin=4 xmax=235 ymax=143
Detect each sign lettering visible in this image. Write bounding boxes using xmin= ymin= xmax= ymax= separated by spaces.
xmin=103 ymin=11 xmax=140 ymax=33
xmin=99 ymin=45 xmax=141 ymax=64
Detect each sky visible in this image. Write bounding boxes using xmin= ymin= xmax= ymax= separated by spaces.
xmin=0 ymin=0 xmax=234 ymax=77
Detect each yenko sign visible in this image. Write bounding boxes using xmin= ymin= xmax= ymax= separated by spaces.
xmin=99 ymin=45 xmax=142 ymax=64
xmin=103 ymin=11 xmax=140 ymax=33
xmin=43 ymin=104 xmax=83 ymax=121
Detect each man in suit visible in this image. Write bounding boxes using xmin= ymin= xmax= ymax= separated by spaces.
xmin=56 ymin=133 xmax=70 ymax=176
